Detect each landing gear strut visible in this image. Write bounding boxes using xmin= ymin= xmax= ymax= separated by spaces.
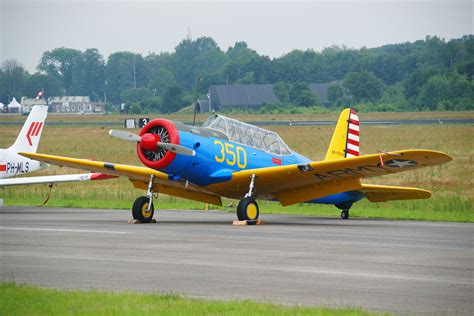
xmin=237 ymin=174 xmax=259 ymax=221
xmin=132 ymin=174 xmax=156 ymax=223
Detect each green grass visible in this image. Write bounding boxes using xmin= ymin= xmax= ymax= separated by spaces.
xmin=4 ymin=193 xmax=472 ymax=223
xmin=0 ymin=283 xmax=383 ymax=316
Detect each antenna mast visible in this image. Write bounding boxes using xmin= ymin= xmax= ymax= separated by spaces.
xmin=192 ymin=76 xmax=202 ymax=126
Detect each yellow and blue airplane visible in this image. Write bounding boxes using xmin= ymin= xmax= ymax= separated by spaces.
xmin=20 ymin=109 xmax=452 ymax=222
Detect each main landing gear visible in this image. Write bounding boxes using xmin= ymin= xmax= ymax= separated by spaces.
xmin=336 ymin=202 xmax=352 ymax=220
xmin=132 ymin=175 xmax=156 ymax=223
xmin=236 ymin=174 xmax=260 ymax=221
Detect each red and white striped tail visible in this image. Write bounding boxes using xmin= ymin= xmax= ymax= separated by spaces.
xmin=346 ymin=110 xmax=360 ymax=158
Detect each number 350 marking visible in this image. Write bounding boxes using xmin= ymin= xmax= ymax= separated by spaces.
xmin=214 ymin=140 xmax=247 ymax=169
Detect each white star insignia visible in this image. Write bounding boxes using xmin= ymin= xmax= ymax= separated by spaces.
xmin=386 ymin=159 xmax=417 ymax=168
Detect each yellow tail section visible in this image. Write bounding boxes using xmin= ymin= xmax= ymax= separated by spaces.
xmin=325 ymin=108 xmax=360 ymax=160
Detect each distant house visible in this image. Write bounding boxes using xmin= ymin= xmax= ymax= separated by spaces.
xmin=207 ymin=83 xmax=335 ymax=112
xmin=21 ymin=96 xmax=106 ymax=114
xmin=20 ymin=97 xmax=47 ymax=113
xmin=49 ymin=96 xmax=106 ymax=114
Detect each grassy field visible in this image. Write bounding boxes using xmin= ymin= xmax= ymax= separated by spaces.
xmin=0 ymin=283 xmax=383 ymax=315
xmin=1 ymin=110 xmax=473 ymax=124
xmin=1 ymin=111 xmax=472 ymax=222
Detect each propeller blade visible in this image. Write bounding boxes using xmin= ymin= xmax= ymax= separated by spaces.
xmin=109 ymin=129 xmax=142 ymax=142
xmin=157 ymin=142 xmax=196 ymax=156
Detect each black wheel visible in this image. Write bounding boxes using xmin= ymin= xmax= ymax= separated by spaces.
xmin=237 ymin=197 xmax=259 ymax=221
xmin=132 ymin=196 xmax=154 ymax=223
xmin=341 ymin=209 xmax=349 ymax=220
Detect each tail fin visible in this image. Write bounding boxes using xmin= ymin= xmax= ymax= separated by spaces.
xmin=325 ymin=108 xmax=359 ymax=160
xmin=7 ymin=105 xmax=48 ymax=153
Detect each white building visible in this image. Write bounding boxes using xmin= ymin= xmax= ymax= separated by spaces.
xmin=20 ymin=96 xmax=106 ymax=114
xmin=48 ymin=96 xmax=105 ymax=114
xmin=20 ymin=97 xmax=47 ymax=113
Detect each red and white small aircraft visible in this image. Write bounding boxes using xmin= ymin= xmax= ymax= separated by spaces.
xmin=0 ymin=105 xmax=114 ymax=187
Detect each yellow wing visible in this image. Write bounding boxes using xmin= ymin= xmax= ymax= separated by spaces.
xmin=358 ymin=184 xmax=431 ymax=202
xmin=19 ymin=152 xmax=222 ymax=206
xmin=207 ymin=149 xmax=452 ymax=206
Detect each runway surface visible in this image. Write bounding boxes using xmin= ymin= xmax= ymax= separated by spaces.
xmin=1 ymin=206 xmax=472 ymax=314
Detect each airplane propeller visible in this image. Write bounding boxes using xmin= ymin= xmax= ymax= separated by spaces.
xmin=109 ymin=129 xmax=195 ymax=157
xmin=156 ymin=142 xmax=195 ymax=156
xmin=109 ymin=129 xmax=141 ymax=142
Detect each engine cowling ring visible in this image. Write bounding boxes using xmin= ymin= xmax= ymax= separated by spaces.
xmin=137 ymin=119 xmax=179 ymax=169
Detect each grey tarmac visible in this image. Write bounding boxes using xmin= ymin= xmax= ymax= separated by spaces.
xmin=0 ymin=206 xmax=472 ymax=315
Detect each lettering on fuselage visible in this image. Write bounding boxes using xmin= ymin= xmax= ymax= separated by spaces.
xmin=213 ymin=140 xmax=247 ymax=169
xmin=4 ymin=161 xmax=30 ymax=174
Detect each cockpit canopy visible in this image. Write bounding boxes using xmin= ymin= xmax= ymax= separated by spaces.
xmin=202 ymin=115 xmax=291 ymax=156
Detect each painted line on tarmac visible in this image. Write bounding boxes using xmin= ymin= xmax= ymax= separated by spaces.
xmin=0 ymin=226 xmax=129 ymax=234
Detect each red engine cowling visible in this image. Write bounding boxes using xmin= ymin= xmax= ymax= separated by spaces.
xmin=137 ymin=119 xmax=179 ymax=169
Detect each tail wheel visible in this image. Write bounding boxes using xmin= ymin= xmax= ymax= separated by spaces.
xmin=237 ymin=197 xmax=259 ymax=221
xmin=132 ymin=196 xmax=154 ymax=223
xmin=341 ymin=209 xmax=349 ymax=220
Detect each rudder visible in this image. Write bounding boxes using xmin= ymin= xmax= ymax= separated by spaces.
xmin=7 ymin=105 xmax=48 ymax=153
xmin=324 ymin=108 xmax=359 ymax=160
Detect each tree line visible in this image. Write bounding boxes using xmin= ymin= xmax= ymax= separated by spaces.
xmin=0 ymin=35 xmax=472 ymax=113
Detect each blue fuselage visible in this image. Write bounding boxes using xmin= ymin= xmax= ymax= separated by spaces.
xmin=160 ymin=129 xmax=363 ymax=207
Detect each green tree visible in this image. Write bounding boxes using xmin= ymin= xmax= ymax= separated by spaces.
xmin=402 ymin=66 xmax=444 ymax=102
xmin=0 ymin=59 xmax=28 ymax=103
xmin=327 ymin=84 xmax=343 ymax=106
xmin=148 ymin=68 xmax=176 ymax=96
xmin=172 ymin=37 xmax=228 ymax=91
xmin=456 ymin=59 xmax=474 ymax=81
xmin=141 ymin=97 xmax=162 ymax=112
xmin=294 ymin=90 xmax=319 ymax=106
xmin=289 ymin=82 xmax=319 ymax=106
xmin=379 ymin=83 xmax=408 ymax=110
xmin=161 ymin=85 xmax=184 ymax=113
xmin=121 ymin=87 xmax=154 ymax=105
xmin=130 ymin=102 xmax=143 ymax=114
xmin=418 ymin=73 xmax=473 ymax=110
xmin=418 ymin=75 xmax=452 ymax=110
xmin=273 ymin=81 xmax=291 ymax=103
xmin=38 ymin=48 xmax=82 ymax=94
xmin=236 ymin=72 xmax=255 ymax=84
xmin=343 ymin=71 xmax=384 ymax=103
xmin=105 ymin=52 xmax=148 ymax=103
xmin=221 ymin=42 xmax=262 ymax=85
xmin=82 ymin=48 xmax=106 ymax=100
xmin=25 ymin=73 xmax=62 ymax=98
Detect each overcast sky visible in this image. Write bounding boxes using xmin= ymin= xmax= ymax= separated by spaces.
xmin=1 ymin=0 xmax=472 ymax=72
